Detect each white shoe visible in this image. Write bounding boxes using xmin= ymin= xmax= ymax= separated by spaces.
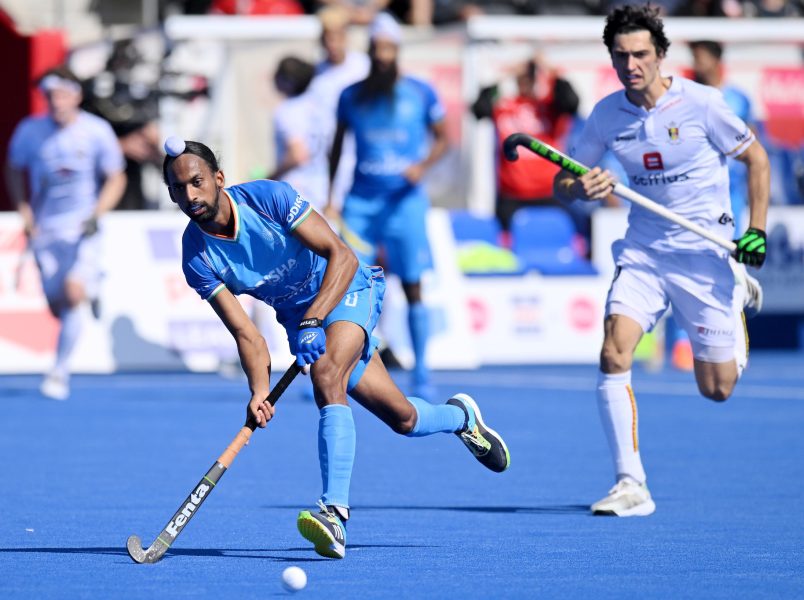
xmin=731 ymin=260 xmax=763 ymax=319
xmin=40 ymin=374 xmax=69 ymax=401
xmin=591 ymin=477 xmax=656 ymax=517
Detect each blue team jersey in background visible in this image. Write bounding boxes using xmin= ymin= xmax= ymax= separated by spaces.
xmin=337 ymin=75 xmax=445 ymax=197
xmin=181 ymin=179 xmax=376 ymax=318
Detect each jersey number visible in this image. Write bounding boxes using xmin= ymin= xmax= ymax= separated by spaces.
xmin=344 ymin=292 xmax=358 ymax=307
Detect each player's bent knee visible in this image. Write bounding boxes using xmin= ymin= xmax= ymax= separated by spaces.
xmin=698 ymin=381 xmax=734 ymax=402
xmin=310 ymin=363 xmax=347 ymax=402
xmin=390 ymin=409 xmax=417 ymax=435
xmin=63 ymin=279 xmax=86 ymax=307
xmin=600 ymin=346 xmax=633 ymax=374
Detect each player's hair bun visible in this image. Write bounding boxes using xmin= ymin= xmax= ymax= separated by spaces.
xmin=164 ymin=136 xmax=186 ymax=157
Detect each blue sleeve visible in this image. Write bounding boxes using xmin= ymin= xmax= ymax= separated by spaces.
xmin=7 ymin=120 xmax=32 ymax=169
xmin=422 ymin=81 xmax=446 ymax=126
xmin=239 ymin=180 xmax=313 ymax=233
xmin=182 ymin=231 xmax=225 ymax=301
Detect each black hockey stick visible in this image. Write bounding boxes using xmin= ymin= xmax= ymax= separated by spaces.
xmin=126 ymin=362 xmax=302 ymax=564
xmin=502 ymin=132 xmax=737 ymax=253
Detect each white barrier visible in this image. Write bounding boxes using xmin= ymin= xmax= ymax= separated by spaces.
xmin=0 ymin=208 xmax=482 ymax=374
xmin=463 ymin=274 xmax=607 ymax=364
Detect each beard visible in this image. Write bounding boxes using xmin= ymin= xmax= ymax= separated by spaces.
xmin=358 ymin=60 xmax=398 ymax=103
xmin=189 ymin=190 xmax=220 ymax=223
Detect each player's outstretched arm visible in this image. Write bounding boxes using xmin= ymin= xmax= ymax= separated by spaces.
xmin=404 ymin=119 xmax=449 ymax=185
xmin=209 ymin=288 xmax=273 ymax=427
xmin=5 ymin=163 xmax=35 ymax=236
xmin=293 ymin=210 xmax=358 ymax=324
xmin=734 ymin=139 xmax=770 ymax=267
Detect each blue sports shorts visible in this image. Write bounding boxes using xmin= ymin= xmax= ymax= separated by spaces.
xmin=340 ymin=186 xmax=432 ymax=284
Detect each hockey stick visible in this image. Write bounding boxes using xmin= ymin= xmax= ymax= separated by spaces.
xmin=126 ymin=362 xmax=302 ymax=564
xmin=502 ymin=133 xmax=737 ymax=253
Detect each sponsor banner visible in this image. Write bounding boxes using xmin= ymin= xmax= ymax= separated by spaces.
xmin=590 ymin=206 xmax=804 ymax=314
xmin=0 ymin=212 xmax=294 ymax=374
xmin=463 ymin=275 xmax=608 ymax=364
xmin=0 ymin=209 xmax=479 ymax=373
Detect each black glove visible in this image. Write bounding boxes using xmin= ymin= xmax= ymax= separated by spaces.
xmin=470 ymin=85 xmax=498 ymax=120
xmin=733 ymin=227 xmax=766 ymax=268
xmin=82 ymin=215 xmax=99 ymax=237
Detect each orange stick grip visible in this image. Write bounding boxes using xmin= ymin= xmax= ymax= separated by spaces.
xmin=217 ymin=426 xmax=254 ymax=468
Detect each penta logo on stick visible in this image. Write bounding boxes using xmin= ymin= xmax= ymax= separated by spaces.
xmin=165 ymin=482 xmax=211 ymax=537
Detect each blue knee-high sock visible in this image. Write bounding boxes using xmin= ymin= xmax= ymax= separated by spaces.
xmin=408 ymin=303 xmax=429 ymax=384
xmin=318 ymin=404 xmax=355 ymax=510
xmin=406 ymin=396 xmax=465 ymax=437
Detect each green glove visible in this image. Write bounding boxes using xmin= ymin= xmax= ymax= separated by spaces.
xmin=733 ymin=227 xmax=766 ymax=268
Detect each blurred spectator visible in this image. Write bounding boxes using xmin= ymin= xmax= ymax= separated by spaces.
xmin=674 ymin=0 xmax=743 ymax=16
xmin=742 ymin=0 xmax=804 ymax=16
xmin=433 ymin=0 xmax=538 ymax=25
xmin=312 ymin=0 xmax=430 ymax=25
xmin=471 ymin=57 xmax=579 ymax=233
xmin=82 ymin=39 xmax=161 ymax=210
xmin=5 ymin=66 xmax=126 ymax=400
xmin=209 ymin=0 xmax=305 ymax=15
xmin=81 ymin=36 xmax=208 ymax=209
xmin=690 ymin=40 xmax=753 ymax=231
xmin=269 ymin=56 xmax=329 ymax=208
xmin=308 ymin=6 xmax=370 ymax=210
xmin=600 ymin=0 xmax=691 ymax=15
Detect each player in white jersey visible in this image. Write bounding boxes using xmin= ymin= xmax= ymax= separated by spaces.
xmin=309 ymin=6 xmax=369 ymax=212
xmin=271 ymin=56 xmax=330 ymax=210
xmin=554 ymin=5 xmax=770 ymax=517
xmin=6 ymin=66 xmax=126 ymax=400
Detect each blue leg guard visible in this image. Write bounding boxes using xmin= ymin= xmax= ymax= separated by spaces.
xmin=405 ymin=396 xmax=465 ymax=437
xmin=318 ymin=404 xmax=355 ymax=509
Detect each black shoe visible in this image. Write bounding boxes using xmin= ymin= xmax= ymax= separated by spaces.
xmin=447 ymin=393 xmax=510 ymax=473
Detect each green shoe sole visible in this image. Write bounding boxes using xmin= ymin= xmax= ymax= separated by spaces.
xmin=297 ymin=511 xmax=345 ymax=559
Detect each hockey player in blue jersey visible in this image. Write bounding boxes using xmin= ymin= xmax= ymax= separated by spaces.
xmin=162 ymin=137 xmax=509 ymax=560
xmin=325 ymin=13 xmax=448 ymax=400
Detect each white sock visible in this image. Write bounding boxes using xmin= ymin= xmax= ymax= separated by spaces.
xmin=732 ymin=283 xmax=748 ymax=378
xmin=53 ymin=305 xmax=84 ymax=379
xmin=597 ymin=370 xmax=646 ymax=484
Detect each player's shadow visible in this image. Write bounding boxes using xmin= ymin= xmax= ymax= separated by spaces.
xmin=358 ymin=504 xmax=589 ymax=515
xmin=110 ymin=316 xmax=187 ymax=370
xmin=264 ymin=504 xmax=589 ymax=515
xmin=0 ymin=544 xmax=428 ymax=562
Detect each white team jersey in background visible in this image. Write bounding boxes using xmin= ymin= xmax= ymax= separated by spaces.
xmin=309 ymin=52 xmax=370 ymax=208
xmin=8 ymin=110 xmax=125 ymax=240
xmin=571 ymin=77 xmax=754 ymax=254
xmin=273 ymin=92 xmax=330 ymax=209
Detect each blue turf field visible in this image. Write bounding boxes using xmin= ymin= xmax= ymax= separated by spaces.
xmin=1 ymin=352 xmax=802 ymax=599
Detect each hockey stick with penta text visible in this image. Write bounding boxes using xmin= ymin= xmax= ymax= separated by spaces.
xmin=126 ymin=362 xmax=302 ymax=564
xmin=502 ymin=133 xmax=737 ymax=253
